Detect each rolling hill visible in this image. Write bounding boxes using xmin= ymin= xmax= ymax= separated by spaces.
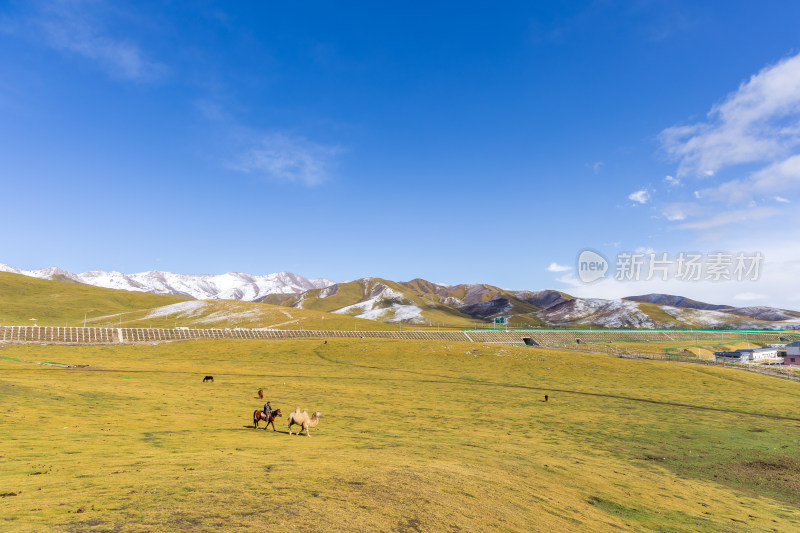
xmin=3 ymin=264 xmax=799 ymax=330
xmin=0 ymin=272 xmax=397 ymax=330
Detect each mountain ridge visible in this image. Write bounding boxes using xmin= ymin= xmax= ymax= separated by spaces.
xmin=2 ymin=263 xmax=798 ymax=330
xmin=0 ymin=264 xmax=333 ymax=301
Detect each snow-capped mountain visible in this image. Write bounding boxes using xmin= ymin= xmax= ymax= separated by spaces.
xmin=3 ymin=263 xmax=799 ymax=329
xmin=0 ymin=264 xmax=333 ymax=301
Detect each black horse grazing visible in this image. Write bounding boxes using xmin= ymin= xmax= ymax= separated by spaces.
xmin=254 ymin=408 xmax=282 ymax=430
xmin=202 ymin=376 xmax=214 ymax=383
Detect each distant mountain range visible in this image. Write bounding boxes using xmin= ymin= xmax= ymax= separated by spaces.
xmin=0 ymin=264 xmax=332 ymax=301
xmin=2 ymin=264 xmax=799 ymax=329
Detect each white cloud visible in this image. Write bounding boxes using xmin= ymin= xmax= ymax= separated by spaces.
xmin=628 ymin=189 xmax=650 ymax=204
xmin=593 ymin=161 xmax=604 ymax=174
xmin=231 ymin=134 xmax=341 ymax=186
xmin=660 ymin=52 xmax=800 ymax=179
xmin=557 ymin=226 xmax=800 ymax=311
xmin=677 ymin=206 xmax=778 ymax=230
xmin=664 ymin=175 xmax=680 ymax=186
xmin=17 ymin=1 xmax=164 ymax=81
xmin=661 ymin=203 xmax=692 ymax=221
xmin=547 ymin=262 xmax=572 ymax=273
xmin=695 ymin=154 xmax=800 ymax=204
xmin=658 ymin=51 xmax=800 ymax=227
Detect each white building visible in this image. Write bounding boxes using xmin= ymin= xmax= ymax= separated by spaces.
xmin=738 ymin=348 xmax=780 ymax=362
xmin=714 ymin=347 xmax=781 ymax=363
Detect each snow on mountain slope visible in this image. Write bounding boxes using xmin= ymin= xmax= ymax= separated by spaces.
xmin=660 ymin=306 xmax=742 ymax=328
xmin=3 ymin=262 xmax=798 ymax=329
xmin=720 ymin=306 xmax=800 ymax=322
xmin=538 ymin=298 xmax=658 ymax=328
xmin=140 ymin=300 xmax=290 ymax=327
xmin=333 ymin=285 xmax=424 ymax=323
xmin=0 ymin=263 xmax=334 ymax=301
xmin=144 ymin=301 xmax=209 ymax=319
xmin=80 ymin=270 xmax=334 ymax=300
xmin=0 ymin=264 xmax=82 ymax=282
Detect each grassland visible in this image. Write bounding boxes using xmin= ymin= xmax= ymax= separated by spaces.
xmin=2 ymin=339 xmax=799 ymax=531
xmin=600 ymin=339 xmax=771 ymax=357
xmin=86 ymin=300 xmax=404 ymax=331
xmin=0 ymin=272 xmax=186 ymax=327
xmin=0 ymin=272 xmax=401 ymax=331
xmin=264 ymin=278 xmax=483 ymax=329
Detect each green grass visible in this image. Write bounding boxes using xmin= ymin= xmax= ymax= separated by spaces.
xmin=266 ymin=278 xmax=486 ymax=328
xmin=1 ymin=339 xmax=799 ymax=531
xmin=0 ymin=272 xmax=186 ymax=327
xmin=0 ymin=272 xmax=401 ymax=331
xmin=92 ymin=299 xmax=403 ymax=331
xmin=600 ymin=339 xmax=769 ymax=356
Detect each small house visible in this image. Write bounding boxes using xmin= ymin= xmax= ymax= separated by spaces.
xmin=785 ymin=341 xmax=800 ymax=365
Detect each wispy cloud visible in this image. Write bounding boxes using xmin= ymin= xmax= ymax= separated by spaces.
xmin=658 ymin=52 xmax=800 ymax=232
xmin=547 ymin=262 xmax=572 ymax=273
xmin=230 ymin=134 xmax=342 ymax=186
xmin=660 ymin=202 xmax=699 ymax=221
xmin=628 ymin=189 xmax=650 ymax=204
xmin=195 ymin=98 xmax=344 ymax=187
xmin=9 ymin=1 xmax=164 ymax=81
xmin=676 ymin=206 xmax=778 ymax=230
xmin=660 ymin=52 xmax=800 ymax=179
xmin=695 ymin=154 xmax=800 ymax=204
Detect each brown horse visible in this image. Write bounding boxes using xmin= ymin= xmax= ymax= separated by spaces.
xmin=253 ymin=408 xmax=282 ymax=431
xmin=257 ymin=389 xmax=264 ymax=399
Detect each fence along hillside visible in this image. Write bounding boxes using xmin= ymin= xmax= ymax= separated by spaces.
xmin=1 ymin=325 xmax=798 ymax=346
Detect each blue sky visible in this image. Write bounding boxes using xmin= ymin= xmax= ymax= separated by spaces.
xmin=2 ymin=1 xmax=800 ymax=308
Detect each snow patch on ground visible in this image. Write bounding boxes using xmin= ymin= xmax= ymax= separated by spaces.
xmin=144 ymin=301 xmax=208 ymax=319
xmin=349 ymin=304 xmax=424 ymax=323
xmin=660 ymin=305 xmax=770 ymax=328
xmin=662 ymin=306 xmax=730 ymax=327
xmin=319 ymin=284 xmax=339 ymax=298
xmin=333 ymin=287 xmax=425 ymax=323
xmin=539 ymin=299 xmax=657 ymax=328
xmin=143 ymin=300 xmax=290 ymax=325
xmin=190 ymin=304 xmax=269 ymax=325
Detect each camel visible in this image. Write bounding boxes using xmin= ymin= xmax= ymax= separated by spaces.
xmin=287 ymin=408 xmax=322 ymax=437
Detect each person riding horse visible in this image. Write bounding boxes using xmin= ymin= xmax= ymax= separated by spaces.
xmin=254 ymin=403 xmax=282 ymax=430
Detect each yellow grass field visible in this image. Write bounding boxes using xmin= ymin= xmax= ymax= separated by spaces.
xmin=2 ymin=339 xmax=799 ymax=531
